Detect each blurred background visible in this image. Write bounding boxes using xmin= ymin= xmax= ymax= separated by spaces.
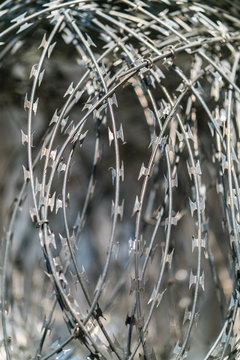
xmin=0 ymin=1 xmax=240 ymax=359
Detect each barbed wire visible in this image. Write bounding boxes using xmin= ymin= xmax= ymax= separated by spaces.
xmin=0 ymin=1 xmax=240 ymax=359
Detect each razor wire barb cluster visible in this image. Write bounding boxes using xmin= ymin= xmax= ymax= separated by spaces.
xmin=0 ymin=0 xmax=240 ymax=359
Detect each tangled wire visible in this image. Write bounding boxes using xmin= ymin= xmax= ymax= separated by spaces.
xmin=1 ymin=0 xmax=240 ymax=359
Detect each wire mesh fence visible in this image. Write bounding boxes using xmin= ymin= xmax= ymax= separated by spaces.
xmin=0 ymin=0 xmax=240 ymax=359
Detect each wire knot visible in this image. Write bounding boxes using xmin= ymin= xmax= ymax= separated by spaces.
xmin=145 ymin=57 xmax=153 ymax=69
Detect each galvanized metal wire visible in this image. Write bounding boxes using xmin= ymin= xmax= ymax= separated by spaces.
xmin=0 ymin=1 xmax=240 ymax=359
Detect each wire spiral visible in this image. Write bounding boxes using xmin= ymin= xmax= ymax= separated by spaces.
xmin=0 ymin=1 xmax=240 ymax=359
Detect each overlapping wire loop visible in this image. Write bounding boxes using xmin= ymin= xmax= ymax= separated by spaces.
xmin=1 ymin=1 xmax=240 ymax=359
